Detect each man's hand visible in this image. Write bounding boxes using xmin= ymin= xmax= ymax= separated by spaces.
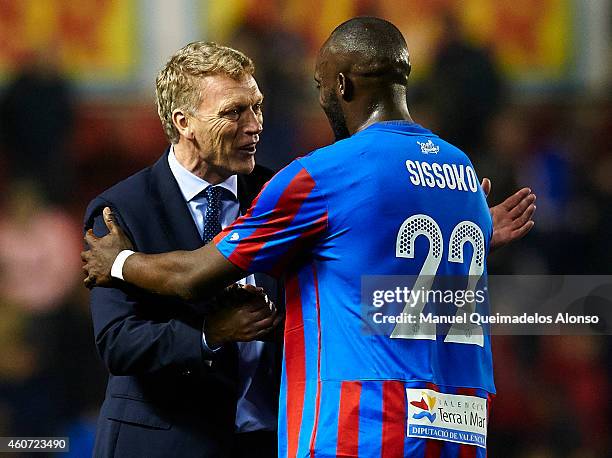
xmin=82 ymin=207 xmax=133 ymax=288
xmin=481 ymin=178 xmax=536 ymax=252
xmin=205 ymin=284 xmax=281 ymax=346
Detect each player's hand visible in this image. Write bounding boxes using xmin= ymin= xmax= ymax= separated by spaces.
xmin=82 ymin=207 xmax=134 ymax=288
xmin=205 ymin=284 xmax=281 ymax=345
xmin=481 ymin=179 xmax=536 ymax=252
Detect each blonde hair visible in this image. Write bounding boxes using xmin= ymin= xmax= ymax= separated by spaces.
xmin=155 ymin=41 xmax=255 ymax=144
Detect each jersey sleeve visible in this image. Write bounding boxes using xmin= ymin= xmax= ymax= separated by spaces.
xmin=214 ymin=160 xmax=328 ymax=276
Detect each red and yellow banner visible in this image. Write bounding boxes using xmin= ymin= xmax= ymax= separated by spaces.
xmin=204 ymin=0 xmax=573 ymax=81
xmin=0 ymin=0 xmax=137 ymax=82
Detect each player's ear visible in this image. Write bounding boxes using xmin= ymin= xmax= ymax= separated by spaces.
xmin=172 ymin=109 xmax=193 ymax=140
xmin=337 ymin=73 xmax=353 ymax=102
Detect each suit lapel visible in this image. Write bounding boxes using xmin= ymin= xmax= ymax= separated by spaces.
xmin=237 ymin=173 xmax=260 ymax=215
xmin=149 ymin=150 xmax=204 ymax=251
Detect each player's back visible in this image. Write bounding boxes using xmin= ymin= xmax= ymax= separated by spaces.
xmin=293 ymin=121 xmax=493 ymax=456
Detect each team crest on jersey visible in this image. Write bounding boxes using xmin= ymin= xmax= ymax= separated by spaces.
xmin=230 ymin=232 xmax=240 ymax=241
xmin=417 ymin=139 xmax=440 ymax=155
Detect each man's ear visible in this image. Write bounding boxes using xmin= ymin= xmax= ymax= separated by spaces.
xmin=337 ymin=72 xmax=353 ymax=101
xmin=172 ymin=109 xmax=193 ymax=140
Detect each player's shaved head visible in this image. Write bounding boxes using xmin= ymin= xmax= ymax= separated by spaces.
xmin=321 ymin=17 xmax=411 ymax=83
xmin=315 ymin=17 xmax=413 ymax=141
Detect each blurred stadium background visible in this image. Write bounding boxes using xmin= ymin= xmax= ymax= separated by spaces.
xmin=0 ymin=1 xmax=610 ymax=457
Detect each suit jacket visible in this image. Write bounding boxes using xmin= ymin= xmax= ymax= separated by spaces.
xmin=83 ymin=151 xmax=280 ymax=458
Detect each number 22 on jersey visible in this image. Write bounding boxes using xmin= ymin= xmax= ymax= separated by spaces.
xmin=392 ymin=214 xmax=486 ymax=347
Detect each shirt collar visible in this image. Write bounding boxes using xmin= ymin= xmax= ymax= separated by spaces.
xmin=361 ymin=120 xmax=435 ymax=136
xmin=168 ymin=146 xmax=238 ymax=202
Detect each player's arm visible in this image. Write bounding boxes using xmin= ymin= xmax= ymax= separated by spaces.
xmin=83 ymin=160 xmax=328 ymax=301
xmin=82 ymin=207 xmax=242 ymax=301
xmin=84 ymin=203 xmax=278 ymax=376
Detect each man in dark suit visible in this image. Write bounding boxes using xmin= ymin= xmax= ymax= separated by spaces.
xmin=84 ymin=42 xmax=281 ymax=458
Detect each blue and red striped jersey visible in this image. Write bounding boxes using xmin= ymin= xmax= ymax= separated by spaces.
xmin=215 ymin=121 xmax=494 ymax=457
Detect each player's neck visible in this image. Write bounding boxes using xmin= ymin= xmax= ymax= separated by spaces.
xmin=349 ymin=89 xmax=413 ymax=135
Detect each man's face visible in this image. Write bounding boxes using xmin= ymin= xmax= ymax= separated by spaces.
xmin=189 ymin=73 xmax=263 ymax=177
xmin=314 ymin=50 xmax=350 ymax=141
